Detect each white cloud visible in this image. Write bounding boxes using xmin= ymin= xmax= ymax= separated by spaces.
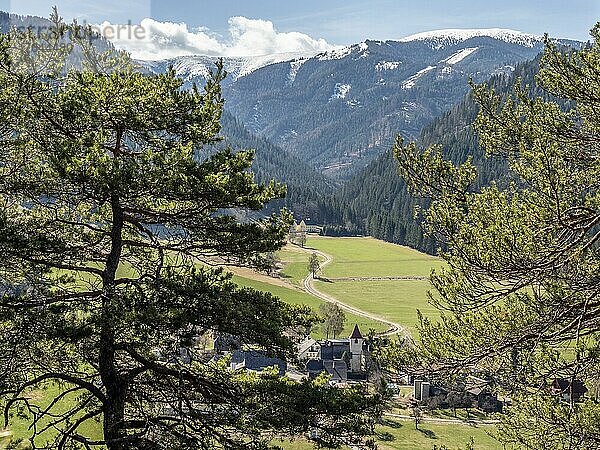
xmin=95 ymin=16 xmax=336 ymax=61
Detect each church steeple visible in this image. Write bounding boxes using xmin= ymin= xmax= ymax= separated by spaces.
xmin=350 ymin=324 xmax=363 ymax=340
xmin=349 ymin=324 xmax=364 ymax=373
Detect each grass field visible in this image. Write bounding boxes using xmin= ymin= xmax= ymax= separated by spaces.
xmin=307 ymin=237 xmax=444 ymax=278
xmin=232 ymin=275 xmax=388 ymax=337
xmin=314 ymin=279 xmax=438 ymax=334
xmin=4 ymin=383 xmax=103 ymax=449
xmin=276 ymin=418 xmax=501 ymax=450
xmin=276 ymin=245 xmax=322 ymax=286
xmin=288 ymin=236 xmax=444 ymax=334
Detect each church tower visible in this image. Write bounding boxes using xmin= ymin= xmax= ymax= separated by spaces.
xmin=349 ymin=324 xmax=364 ymax=372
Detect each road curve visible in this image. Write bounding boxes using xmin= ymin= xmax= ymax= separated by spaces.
xmin=302 ymin=248 xmax=405 ymax=337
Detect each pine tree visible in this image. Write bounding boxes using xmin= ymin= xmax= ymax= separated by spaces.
xmin=395 ymin=25 xmax=600 ymax=448
xmin=0 ymin=14 xmax=378 ymax=449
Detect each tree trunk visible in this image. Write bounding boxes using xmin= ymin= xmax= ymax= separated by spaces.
xmin=100 ymin=193 xmax=128 ymax=450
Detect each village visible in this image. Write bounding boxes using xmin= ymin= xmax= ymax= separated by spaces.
xmin=208 ymin=322 xmax=589 ymax=427
xmin=203 ymin=221 xmax=593 ymax=428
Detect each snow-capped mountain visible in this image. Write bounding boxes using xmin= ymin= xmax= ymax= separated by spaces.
xmin=141 ymin=52 xmax=318 ymax=87
xmin=398 ymin=28 xmax=544 ymax=49
xmin=139 ymin=29 xmax=545 ymax=85
xmin=143 ymin=29 xmax=580 ymax=178
xmin=218 ymin=31 xmax=575 ymax=177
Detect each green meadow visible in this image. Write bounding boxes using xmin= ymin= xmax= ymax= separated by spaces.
xmin=232 ymin=275 xmax=388 ymax=337
xmin=3 ymin=383 xmax=103 ymax=449
xmin=276 ymin=418 xmax=502 ymax=450
xmin=293 ymin=236 xmax=444 ymax=334
xmin=314 ymin=279 xmax=438 ymax=334
xmin=307 ymin=236 xmax=444 ymax=278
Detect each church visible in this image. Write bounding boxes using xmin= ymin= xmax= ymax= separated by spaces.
xmin=301 ymin=324 xmax=371 ymax=382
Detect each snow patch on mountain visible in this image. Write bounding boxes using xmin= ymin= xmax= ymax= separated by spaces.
xmin=491 ymin=65 xmax=517 ymax=77
xmin=140 ymin=52 xmax=315 ymax=82
xmin=441 ymin=47 xmax=479 ymax=64
xmin=329 ymin=83 xmax=352 ymax=102
xmin=287 ymin=58 xmax=308 ymax=85
xmin=401 ymin=66 xmax=436 ymax=89
xmin=318 ymin=46 xmax=352 ymax=61
xmin=169 ymin=58 xmax=212 ymax=81
xmin=399 ymin=28 xmax=542 ymax=49
xmin=376 ymin=61 xmax=401 ymax=71
xmin=236 ymin=53 xmax=312 ymax=78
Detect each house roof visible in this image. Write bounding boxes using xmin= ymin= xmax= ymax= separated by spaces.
xmin=465 ymin=376 xmax=491 ymax=396
xmin=320 ymin=341 xmax=350 ymax=360
xmin=553 ymin=378 xmax=588 ymax=395
xmin=324 ymin=360 xmax=348 ymax=381
xmin=306 ymin=359 xmax=325 ymax=372
xmin=297 ymin=338 xmax=317 ymax=356
xmin=231 ymin=350 xmax=287 ymax=375
xmin=350 ymin=324 xmax=363 ymax=340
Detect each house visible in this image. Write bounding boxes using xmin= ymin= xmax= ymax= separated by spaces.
xmin=465 ymin=376 xmax=503 ymax=413
xmin=230 ymin=350 xmax=287 ymax=376
xmin=551 ymin=378 xmax=588 ymax=403
xmin=413 ymin=379 xmax=431 ymax=401
xmin=306 ymin=359 xmax=348 ymax=382
xmin=297 ymin=337 xmax=320 ymax=361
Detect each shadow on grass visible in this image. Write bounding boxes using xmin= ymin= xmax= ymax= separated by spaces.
xmin=417 ymin=428 xmax=438 ymax=439
xmin=315 ymin=277 xmax=333 ymax=283
xmin=377 ymin=431 xmax=396 ymax=442
xmin=380 ymin=418 xmax=402 ymax=429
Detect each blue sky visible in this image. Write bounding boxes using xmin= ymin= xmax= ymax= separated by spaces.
xmin=6 ymin=0 xmax=598 ymax=42
xmin=4 ymin=0 xmax=598 ymax=59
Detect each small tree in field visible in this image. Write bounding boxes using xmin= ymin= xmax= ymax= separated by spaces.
xmin=297 ymin=230 xmax=307 ymax=248
xmin=320 ymin=302 xmax=346 ymax=339
xmin=308 ymin=252 xmax=321 ymax=278
xmin=411 ymin=405 xmax=423 ymax=430
xmin=0 ymin=13 xmax=379 ymax=450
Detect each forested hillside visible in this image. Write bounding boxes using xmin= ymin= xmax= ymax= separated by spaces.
xmin=224 ymin=35 xmax=547 ymax=178
xmin=215 ymin=57 xmax=559 ymax=255
xmin=215 ymin=111 xmax=337 ymax=216
xmin=320 ymin=57 xmax=544 ymax=253
xmin=142 ymin=28 xmax=581 ymax=254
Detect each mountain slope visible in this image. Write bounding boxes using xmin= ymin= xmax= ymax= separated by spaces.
xmin=141 ymin=52 xmax=317 ymax=89
xmin=324 ymin=56 xmax=547 ymax=253
xmin=141 ymin=30 xmax=580 ymax=182
xmin=219 ymin=31 xmax=569 ymax=178
xmin=214 ymin=111 xmax=335 ymax=216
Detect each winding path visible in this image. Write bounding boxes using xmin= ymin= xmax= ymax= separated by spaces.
xmin=302 ymin=248 xmax=405 ymax=337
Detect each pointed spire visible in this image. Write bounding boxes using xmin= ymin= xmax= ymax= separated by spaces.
xmin=350 ymin=324 xmax=363 ymax=339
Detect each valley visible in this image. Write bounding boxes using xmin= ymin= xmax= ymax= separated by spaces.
xmin=232 ymin=235 xmax=503 ymax=449
xmin=6 ymin=235 xmax=501 ymax=450
xmin=0 ymin=6 xmax=594 ymax=448
xmin=234 ymin=236 xmax=442 ymax=338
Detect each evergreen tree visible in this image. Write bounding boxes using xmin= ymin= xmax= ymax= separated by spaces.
xmin=0 ymin=14 xmax=378 ymax=450
xmin=395 ymin=25 xmax=600 ymax=448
